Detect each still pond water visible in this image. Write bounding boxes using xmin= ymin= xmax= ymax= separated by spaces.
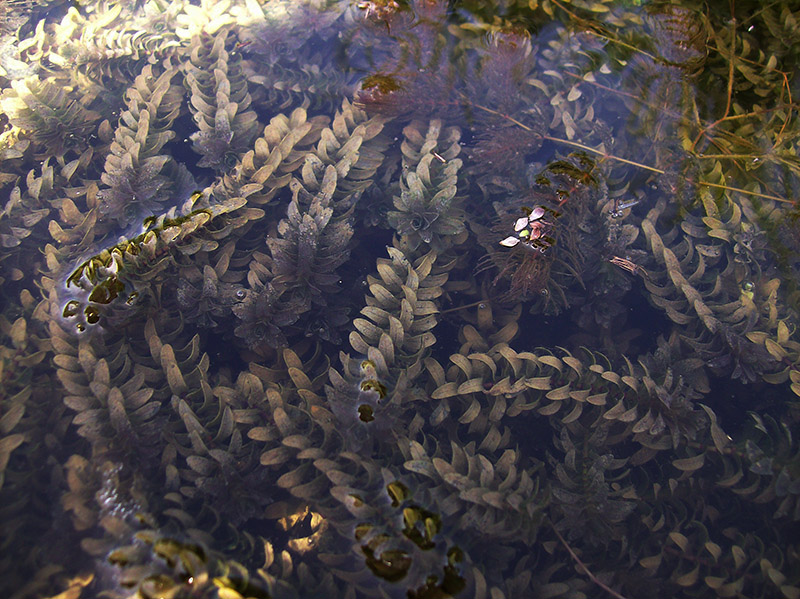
xmin=1 ymin=1 xmax=799 ymax=598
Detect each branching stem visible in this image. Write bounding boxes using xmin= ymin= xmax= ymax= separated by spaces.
xmin=466 ymin=99 xmax=793 ymax=204
xmin=439 ymin=299 xmax=492 ymax=314
xmin=550 ymin=522 xmax=631 ymax=599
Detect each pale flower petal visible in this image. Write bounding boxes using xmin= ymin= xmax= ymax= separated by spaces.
xmin=529 ymin=206 xmax=546 ymax=220
xmin=499 ymin=236 xmax=520 ymax=247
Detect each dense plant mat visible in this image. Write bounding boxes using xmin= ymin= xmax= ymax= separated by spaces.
xmin=1 ymin=1 xmax=799 ymax=598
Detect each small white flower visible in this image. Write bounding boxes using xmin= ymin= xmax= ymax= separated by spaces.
xmin=529 ymin=206 xmax=546 ymax=220
xmin=514 ymin=216 xmax=530 ymax=231
xmin=499 ymin=236 xmax=520 ymax=247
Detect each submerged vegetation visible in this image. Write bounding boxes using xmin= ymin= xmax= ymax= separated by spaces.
xmin=1 ymin=0 xmax=800 ymax=598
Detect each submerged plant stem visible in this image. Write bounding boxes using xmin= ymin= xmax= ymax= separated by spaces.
xmin=550 ymin=0 xmax=659 ymax=63
xmin=468 ymin=100 xmax=794 ymax=204
xmin=439 ymin=299 xmax=492 ymax=314
xmin=690 ymin=17 xmax=738 ymax=152
xmin=550 ymin=523 xmax=631 ymax=599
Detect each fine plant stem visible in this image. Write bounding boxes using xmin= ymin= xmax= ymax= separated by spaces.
xmin=439 ymin=299 xmax=491 ymax=314
xmin=464 ymin=97 xmax=663 ymax=173
xmin=466 ymin=99 xmax=794 ymax=204
xmin=541 ymin=136 xmax=664 ymax=173
xmin=550 ymin=523 xmax=631 ymax=599
xmin=772 ymin=71 xmax=793 ymax=145
xmin=690 ymin=15 xmax=738 ymax=152
xmin=723 ymin=17 xmax=736 ymax=124
xmin=551 ymin=0 xmax=797 ymax=180
xmin=698 ymin=154 xmax=766 ymax=160
xmin=698 ymin=181 xmax=786 ymax=202
xmin=549 ymin=0 xmax=659 ymax=62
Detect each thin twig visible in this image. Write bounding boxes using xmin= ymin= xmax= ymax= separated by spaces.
xmin=439 ymin=299 xmax=491 ymax=315
xmin=723 ymin=17 xmax=736 ymax=122
xmin=467 ymin=100 xmax=794 ymax=204
xmin=550 ymin=524 xmax=631 ymax=599
xmin=772 ymin=71 xmax=794 ymax=145
xmin=690 ymin=17 xmax=738 ymax=152
xmin=550 ymin=0 xmax=797 ymax=182
xmin=549 ymin=0 xmax=658 ymax=62
xmin=700 ymin=180 xmax=789 ymax=202
xmin=542 ymin=136 xmax=665 ymax=173
xmin=695 ymin=154 xmax=766 ymax=160
xmin=570 ymin=67 xmax=797 ymax=155
xmin=466 ymin=99 xmax=664 ymax=173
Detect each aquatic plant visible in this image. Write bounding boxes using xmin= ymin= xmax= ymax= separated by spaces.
xmin=1 ymin=1 xmax=800 ymax=599
xmin=387 ymin=119 xmax=465 ymax=251
xmin=0 ymin=76 xmax=101 ymax=157
xmin=184 ymin=27 xmax=259 ymax=171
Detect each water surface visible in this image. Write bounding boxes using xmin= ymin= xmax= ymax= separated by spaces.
xmin=1 ymin=1 xmax=799 ymax=598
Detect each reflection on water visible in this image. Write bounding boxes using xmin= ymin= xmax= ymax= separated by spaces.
xmin=1 ymin=1 xmax=800 ymax=598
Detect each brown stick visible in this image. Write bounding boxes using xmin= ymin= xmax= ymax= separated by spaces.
xmin=439 ymin=299 xmax=492 ymax=315
xmin=466 ymin=99 xmax=794 ymax=204
xmin=550 ymin=524 xmax=631 ymax=599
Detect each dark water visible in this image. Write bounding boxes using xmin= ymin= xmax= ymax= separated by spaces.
xmin=1 ymin=1 xmax=800 ymax=598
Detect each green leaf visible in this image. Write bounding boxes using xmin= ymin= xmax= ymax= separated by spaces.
xmin=669 ymin=531 xmax=690 ymax=552
xmin=765 ymin=338 xmax=788 ymax=360
xmin=673 ymin=454 xmax=705 ymax=472
xmin=777 ymin=321 xmax=790 ymax=344
xmin=676 ymin=565 xmax=700 ymax=587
